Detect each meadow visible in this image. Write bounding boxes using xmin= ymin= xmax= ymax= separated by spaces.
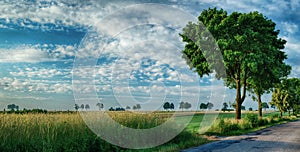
xmin=0 ymin=111 xmax=296 ymax=152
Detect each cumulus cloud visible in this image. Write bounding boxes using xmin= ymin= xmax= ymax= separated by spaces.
xmin=0 ymin=47 xmax=51 ymax=63
xmin=0 ymin=77 xmax=72 ymax=94
xmin=10 ymin=67 xmax=70 ymax=78
xmin=282 ymin=22 xmax=299 ymax=35
xmin=0 ymin=44 xmax=76 ymax=63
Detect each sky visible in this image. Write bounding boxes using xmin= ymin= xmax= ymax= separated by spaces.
xmin=0 ymin=0 xmax=299 ymax=111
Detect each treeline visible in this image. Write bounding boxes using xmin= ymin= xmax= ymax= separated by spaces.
xmin=2 ymin=108 xmax=48 ymax=114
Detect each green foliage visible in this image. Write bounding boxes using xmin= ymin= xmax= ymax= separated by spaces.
xmin=200 ymin=102 xmax=214 ymax=110
xmin=5 ymin=108 xmax=48 ymax=114
xmin=245 ymin=113 xmax=258 ymax=127
xmin=206 ymin=113 xmax=297 ymax=136
xmin=222 ymin=102 xmax=229 ymax=112
xmin=269 ymin=78 xmax=300 ymax=116
xmin=163 ymin=102 xmax=171 ymax=110
xmin=262 ymin=102 xmax=269 ymax=110
xmin=271 ymin=88 xmax=289 ymax=115
xmin=7 ymin=104 xmax=19 ymax=111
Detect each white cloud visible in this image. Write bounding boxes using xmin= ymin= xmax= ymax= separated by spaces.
xmin=282 ymin=36 xmax=300 ymax=55
xmin=0 ymin=77 xmax=72 ymax=94
xmin=282 ymin=22 xmax=299 ymax=35
xmin=0 ymin=0 xmax=127 ymax=30
xmin=10 ymin=67 xmax=70 ymax=78
xmin=0 ymin=44 xmax=77 ymax=63
xmin=0 ymin=47 xmax=50 ymax=63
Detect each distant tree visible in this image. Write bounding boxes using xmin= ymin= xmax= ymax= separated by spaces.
xmin=7 ymin=104 xmax=19 ymax=111
xmin=222 ymin=102 xmax=229 ymax=112
xmin=96 ymin=103 xmax=104 ymax=111
xmin=179 ymin=101 xmax=185 ymax=111
xmin=132 ymin=104 xmax=141 ymax=110
xmin=85 ymin=104 xmax=90 ymax=111
xmin=200 ymin=103 xmax=207 ymax=110
xmin=133 ymin=105 xmax=137 ymax=110
xmin=241 ymin=106 xmax=246 ymax=111
xmin=126 ymin=106 xmax=131 ymax=110
xmin=184 ymin=102 xmax=192 ymax=110
xmin=109 ymin=107 xmax=115 ymax=111
xmin=80 ymin=104 xmax=85 ymax=110
xmin=249 ymin=107 xmax=253 ymax=111
xmin=271 ymin=104 xmax=276 ymax=111
xmin=207 ymin=102 xmax=214 ymax=110
xmin=170 ymin=103 xmax=175 ymax=110
xmin=136 ymin=104 xmax=141 ymax=110
xmin=230 ymin=102 xmax=236 ymax=109
xmin=115 ymin=107 xmax=125 ymax=111
xmin=230 ymin=102 xmax=245 ymax=110
xmin=74 ymin=104 xmax=79 ymax=111
xmin=262 ymin=102 xmax=269 ymax=111
xmin=163 ymin=102 xmax=170 ymax=110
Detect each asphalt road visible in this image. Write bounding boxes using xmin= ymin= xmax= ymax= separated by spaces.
xmin=182 ymin=120 xmax=300 ymax=152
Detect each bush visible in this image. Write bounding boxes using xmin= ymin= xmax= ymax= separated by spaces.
xmin=207 ymin=118 xmax=240 ymax=135
xmin=238 ymin=119 xmax=252 ymax=130
xmin=257 ymin=118 xmax=268 ymax=126
xmin=270 ymin=113 xmax=280 ymax=119
xmin=245 ymin=113 xmax=258 ymax=127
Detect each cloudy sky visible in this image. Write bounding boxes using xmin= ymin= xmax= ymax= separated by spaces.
xmin=0 ymin=0 xmax=299 ymax=111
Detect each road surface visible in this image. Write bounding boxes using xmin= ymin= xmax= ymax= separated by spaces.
xmin=182 ymin=120 xmax=300 ymax=152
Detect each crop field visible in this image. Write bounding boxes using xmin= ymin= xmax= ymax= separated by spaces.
xmin=0 ymin=112 xmax=222 ymax=151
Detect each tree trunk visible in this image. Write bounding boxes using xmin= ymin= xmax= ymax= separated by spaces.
xmin=280 ymin=112 xmax=283 ymax=117
xmin=235 ymin=101 xmax=242 ymax=119
xmin=235 ymin=80 xmax=242 ymax=119
xmin=257 ymin=93 xmax=262 ymax=118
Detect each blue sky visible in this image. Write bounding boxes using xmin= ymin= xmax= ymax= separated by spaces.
xmin=0 ymin=0 xmax=299 ymax=111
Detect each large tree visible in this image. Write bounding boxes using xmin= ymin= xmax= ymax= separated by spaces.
xmin=270 ymin=88 xmax=289 ymax=117
xmin=246 ymin=15 xmax=291 ymax=117
xmin=276 ymin=78 xmax=300 ymax=115
xmin=180 ymin=8 xmax=288 ymax=119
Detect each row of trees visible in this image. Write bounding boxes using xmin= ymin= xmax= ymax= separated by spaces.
xmin=221 ymin=102 xmax=269 ymax=112
xmin=74 ymin=103 xmax=142 ymax=111
xmin=180 ymin=8 xmax=291 ymax=119
xmin=163 ymin=102 xmax=175 ymax=110
xmin=200 ymin=102 xmax=214 ymax=110
xmin=75 ymin=104 xmax=91 ymax=111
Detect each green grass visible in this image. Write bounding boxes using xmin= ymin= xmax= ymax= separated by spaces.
xmin=205 ymin=112 xmax=298 ymax=136
xmin=0 ymin=111 xmax=296 ymax=151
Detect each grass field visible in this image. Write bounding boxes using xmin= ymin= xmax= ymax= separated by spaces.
xmin=0 ymin=111 xmax=295 ymax=151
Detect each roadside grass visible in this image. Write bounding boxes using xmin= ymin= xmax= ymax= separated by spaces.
xmin=0 ymin=111 xmax=297 ymax=151
xmin=205 ymin=113 xmax=298 ymax=136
